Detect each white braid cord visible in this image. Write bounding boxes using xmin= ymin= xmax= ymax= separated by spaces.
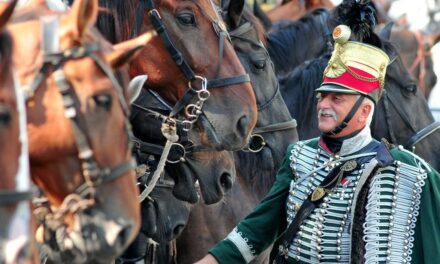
xmin=138 ymin=122 xmax=179 ymax=202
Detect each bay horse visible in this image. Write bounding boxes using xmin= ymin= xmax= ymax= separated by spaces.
xmin=9 ymin=0 xmax=156 ymax=262
xmin=96 ymin=0 xmax=258 ymax=152
xmin=0 ymin=1 xmax=34 ymax=263
xmin=176 ymin=1 xmax=298 ymax=263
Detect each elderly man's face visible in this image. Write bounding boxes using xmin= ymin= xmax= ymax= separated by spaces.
xmin=316 ymin=92 xmax=368 ymax=137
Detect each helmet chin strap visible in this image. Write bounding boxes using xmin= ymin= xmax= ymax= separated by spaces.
xmin=324 ymin=95 xmax=365 ymax=136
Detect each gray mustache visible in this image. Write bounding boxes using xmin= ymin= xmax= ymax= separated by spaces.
xmin=318 ymin=109 xmax=337 ymax=121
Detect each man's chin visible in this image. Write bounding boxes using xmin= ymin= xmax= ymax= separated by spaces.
xmin=318 ymin=124 xmax=336 ymax=134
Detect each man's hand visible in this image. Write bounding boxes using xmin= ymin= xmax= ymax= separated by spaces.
xmin=194 ymin=254 xmax=219 ymax=264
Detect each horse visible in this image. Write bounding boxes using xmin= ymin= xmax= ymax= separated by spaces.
xmin=176 ymin=1 xmax=299 ymax=263
xmin=113 ymin=83 xmax=237 ymax=263
xmin=0 ymin=1 xmax=35 ymax=263
xmin=96 ymin=0 xmax=258 ymax=152
xmin=8 ymin=0 xmax=155 ymax=262
xmin=113 ymin=0 xmax=298 ymax=263
xmin=279 ymin=6 xmax=440 ymax=170
xmin=265 ymin=8 xmax=333 ymax=77
xmin=387 ymin=28 xmax=439 ymax=99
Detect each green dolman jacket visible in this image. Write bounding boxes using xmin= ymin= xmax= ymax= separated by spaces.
xmin=209 ymin=139 xmax=440 ymax=264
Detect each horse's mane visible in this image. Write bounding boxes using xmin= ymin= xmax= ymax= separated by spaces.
xmin=267 ymin=8 xmax=330 ymax=75
xmin=280 ymin=54 xmax=329 ymax=139
xmin=97 ymin=0 xmax=137 ymax=43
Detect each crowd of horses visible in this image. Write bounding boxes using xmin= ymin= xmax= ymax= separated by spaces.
xmin=1 ymin=0 xmax=440 ymax=263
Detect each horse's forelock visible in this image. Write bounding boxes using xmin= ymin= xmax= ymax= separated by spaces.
xmin=97 ymin=0 xmax=137 ymax=43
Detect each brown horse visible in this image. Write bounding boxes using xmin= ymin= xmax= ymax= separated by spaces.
xmin=0 ymin=1 xmax=35 ymax=263
xmin=176 ymin=2 xmax=298 ymax=263
xmin=96 ymin=0 xmax=258 ymax=152
xmin=9 ymin=0 xmax=154 ymax=262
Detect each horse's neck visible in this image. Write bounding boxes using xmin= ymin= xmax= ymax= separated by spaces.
xmin=267 ymin=13 xmax=327 ymax=76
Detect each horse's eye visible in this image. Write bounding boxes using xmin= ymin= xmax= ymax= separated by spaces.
xmin=177 ymin=13 xmax=196 ymax=26
xmin=253 ymin=59 xmax=266 ymax=70
xmin=0 ymin=105 xmax=11 ymax=126
xmin=93 ymin=94 xmax=112 ymax=110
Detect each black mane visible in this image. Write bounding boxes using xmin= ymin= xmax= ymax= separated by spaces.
xmin=267 ymin=8 xmax=331 ymax=77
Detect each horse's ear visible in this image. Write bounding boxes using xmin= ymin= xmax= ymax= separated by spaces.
xmin=379 ymin=22 xmax=394 ymax=41
xmin=68 ymin=0 xmax=98 ymax=40
xmin=128 ymin=75 xmax=148 ymax=104
xmin=0 ymin=0 xmax=17 ymax=31
xmin=222 ymin=0 xmax=244 ymax=29
xmin=106 ymin=31 xmax=155 ymax=69
xmin=253 ymin=0 xmax=272 ymax=30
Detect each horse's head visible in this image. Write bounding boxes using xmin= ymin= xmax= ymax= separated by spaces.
xmin=9 ymin=0 xmax=154 ymax=262
xmin=119 ymin=0 xmax=257 ymax=151
xmin=0 ymin=1 xmax=34 ymax=263
xmin=389 ymin=29 xmax=437 ymax=99
xmin=371 ymin=37 xmax=440 ymax=169
xmin=221 ymin=0 xmax=298 ymax=193
xmin=139 ymin=174 xmax=191 ymax=243
xmin=131 ymin=88 xmax=236 ymax=205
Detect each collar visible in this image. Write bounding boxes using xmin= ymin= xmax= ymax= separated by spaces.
xmin=319 ymin=125 xmax=373 ymax=156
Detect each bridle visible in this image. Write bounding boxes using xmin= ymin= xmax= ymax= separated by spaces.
xmin=227 ymin=21 xmax=297 ymax=153
xmin=131 ymin=89 xmax=203 ymax=202
xmin=380 ymin=89 xmax=440 ymax=152
xmin=318 ymin=9 xmax=333 ymax=55
xmin=0 ymin=190 xmax=33 ymax=205
xmin=407 ymin=30 xmax=431 ymax=97
xmin=132 ymin=0 xmax=251 ymax=131
xmin=21 ymin=16 xmax=135 ymax=232
xmin=126 ymin=0 xmax=253 ymax=200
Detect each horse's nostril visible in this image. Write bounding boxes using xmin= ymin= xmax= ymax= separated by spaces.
xmin=219 ymin=172 xmax=233 ymax=192
xmin=173 ymin=223 xmax=186 ymax=237
xmin=0 ymin=105 xmax=12 ymax=126
xmin=236 ymin=115 xmax=250 ymax=137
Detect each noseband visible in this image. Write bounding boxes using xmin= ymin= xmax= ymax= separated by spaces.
xmin=227 ymin=21 xmax=297 ymax=153
xmin=23 ymin=16 xmax=135 ymax=234
xmin=407 ymin=30 xmax=430 ymax=97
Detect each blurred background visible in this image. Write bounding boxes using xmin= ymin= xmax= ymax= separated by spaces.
xmin=253 ymin=0 xmax=440 ymax=120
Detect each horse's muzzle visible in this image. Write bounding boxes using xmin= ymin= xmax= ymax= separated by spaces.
xmin=41 ymin=211 xmax=135 ymax=264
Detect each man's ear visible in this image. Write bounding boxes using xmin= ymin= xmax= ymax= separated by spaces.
xmin=359 ymin=103 xmax=372 ymax=123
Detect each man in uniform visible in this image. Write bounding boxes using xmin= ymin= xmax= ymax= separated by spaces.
xmin=195 ymin=23 xmax=440 ymax=264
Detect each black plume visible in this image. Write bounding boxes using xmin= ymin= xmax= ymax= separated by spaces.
xmin=330 ymin=0 xmax=381 ymax=47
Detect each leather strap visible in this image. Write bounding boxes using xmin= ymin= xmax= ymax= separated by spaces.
xmin=0 ymin=190 xmax=34 ymax=205
xmin=325 ymin=95 xmax=365 ymax=136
